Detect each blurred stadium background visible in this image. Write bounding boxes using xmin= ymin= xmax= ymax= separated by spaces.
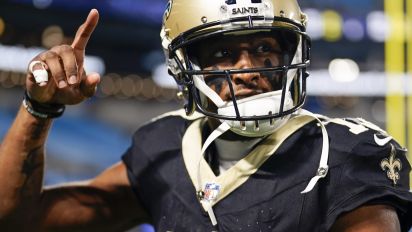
xmin=0 ymin=0 xmax=411 ymax=231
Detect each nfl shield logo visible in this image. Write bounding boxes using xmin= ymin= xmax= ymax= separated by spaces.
xmin=203 ymin=183 xmax=221 ymax=201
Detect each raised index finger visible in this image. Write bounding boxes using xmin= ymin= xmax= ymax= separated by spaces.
xmin=71 ymin=9 xmax=99 ymax=51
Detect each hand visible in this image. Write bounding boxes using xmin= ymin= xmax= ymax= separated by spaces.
xmin=26 ymin=9 xmax=100 ymax=105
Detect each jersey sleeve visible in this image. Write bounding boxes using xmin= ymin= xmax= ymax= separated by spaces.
xmin=326 ymin=127 xmax=412 ymax=231
xmin=121 ymin=126 xmax=154 ymax=212
xmin=121 ymin=114 xmax=192 ymax=219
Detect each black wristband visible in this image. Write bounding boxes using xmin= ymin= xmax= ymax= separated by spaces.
xmin=22 ymin=91 xmax=65 ymax=119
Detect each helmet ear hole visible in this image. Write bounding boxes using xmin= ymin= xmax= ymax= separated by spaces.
xmin=167 ymin=69 xmax=174 ymax=76
xmin=168 ymin=69 xmax=177 ymax=81
xmin=169 ymin=69 xmax=186 ymax=85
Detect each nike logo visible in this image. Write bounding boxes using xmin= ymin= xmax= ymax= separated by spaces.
xmin=374 ymin=134 xmax=392 ymax=146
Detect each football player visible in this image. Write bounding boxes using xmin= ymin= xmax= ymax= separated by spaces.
xmin=0 ymin=0 xmax=411 ymax=231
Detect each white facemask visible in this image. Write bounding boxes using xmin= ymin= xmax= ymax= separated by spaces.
xmin=191 ymin=37 xmax=302 ymax=137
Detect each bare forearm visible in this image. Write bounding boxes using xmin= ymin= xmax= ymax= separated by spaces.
xmin=0 ymin=105 xmax=52 ymax=219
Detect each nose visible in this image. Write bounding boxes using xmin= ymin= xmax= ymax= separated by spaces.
xmin=232 ymin=51 xmax=260 ymax=86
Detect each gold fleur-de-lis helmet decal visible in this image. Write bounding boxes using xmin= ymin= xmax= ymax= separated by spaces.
xmin=380 ymin=144 xmax=402 ymax=186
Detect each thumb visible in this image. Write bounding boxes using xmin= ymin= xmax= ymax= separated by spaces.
xmin=80 ymin=72 xmax=100 ymax=98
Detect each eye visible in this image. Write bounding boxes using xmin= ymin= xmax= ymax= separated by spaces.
xmin=256 ymin=44 xmax=272 ymax=53
xmin=212 ymin=48 xmax=232 ymax=58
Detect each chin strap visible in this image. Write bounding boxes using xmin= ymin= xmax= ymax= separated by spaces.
xmin=196 ymin=122 xmax=231 ymax=226
xmin=299 ymin=109 xmax=330 ymax=194
xmin=193 ymin=75 xmax=225 ymax=107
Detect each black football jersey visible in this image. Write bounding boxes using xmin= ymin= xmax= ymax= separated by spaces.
xmin=122 ymin=110 xmax=412 ymax=231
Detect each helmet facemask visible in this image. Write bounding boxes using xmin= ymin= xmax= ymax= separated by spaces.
xmin=169 ymin=22 xmax=310 ymax=137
